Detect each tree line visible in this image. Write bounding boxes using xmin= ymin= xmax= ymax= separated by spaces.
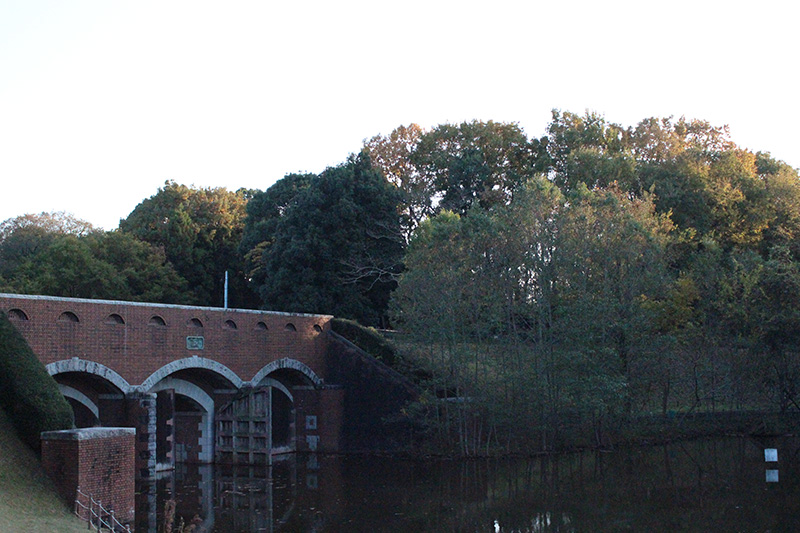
xmin=388 ymin=113 xmax=800 ymax=453
xmin=2 ymin=110 xmax=800 ymax=452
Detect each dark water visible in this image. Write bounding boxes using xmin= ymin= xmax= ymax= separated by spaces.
xmin=136 ymin=436 xmax=800 ymax=532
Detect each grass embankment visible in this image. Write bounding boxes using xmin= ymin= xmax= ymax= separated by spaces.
xmin=0 ymin=408 xmax=87 ymax=532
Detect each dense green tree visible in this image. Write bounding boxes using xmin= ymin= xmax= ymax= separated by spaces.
xmin=239 ymin=173 xmax=315 ymax=281
xmin=392 ymin=210 xmax=471 ymax=340
xmin=543 ymin=112 xmax=782 ymax=255
xmin=254 ymin=153 xmax=404 ymax=326
xmin=725 ymin=246 xmax=800 ymax=411
xmin=390 ymin=110 xmax=800 ymax=452
xmin=0 ymin=212 xmax=97 ymax=280
xmin=86 ymin=231 xmax=189 ymax=303
xmin=757 ymin=153 xmax=800 ymax=257
xmin=0 ymin=212 xmax=190 ymax=302
xmin=0 ymin=211 xmax=96 ymax=240
xmin=16 ymin=234 xmax=127 ymax=298
xmin=119 ymin=181 xmax=256 ymax=307
xmin=0 ymin=213 xmax=112 ymax=297
xmin=543 ymin=110 xmax=637 ymax=193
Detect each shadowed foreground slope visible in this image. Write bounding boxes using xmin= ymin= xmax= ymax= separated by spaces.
xmin=0 ymin=408 xmax=87 ymax=532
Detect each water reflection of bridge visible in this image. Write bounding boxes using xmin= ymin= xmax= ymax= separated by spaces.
xmin=147 ymin=437 xmax=800 ymax=532
xmin=138 ymin=453 xmax=337 ymax=533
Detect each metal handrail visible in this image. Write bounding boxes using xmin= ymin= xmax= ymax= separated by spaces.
xmin=74 ymin=487 xmax=132 ymax=533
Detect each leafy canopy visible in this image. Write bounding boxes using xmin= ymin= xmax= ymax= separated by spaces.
xmin=248 ymin=153 xmax=404 ymax=327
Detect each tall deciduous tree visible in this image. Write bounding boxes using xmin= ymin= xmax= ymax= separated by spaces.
xmin=411 ymin=120 xmax=541 ymax=215
xmin=552 ymin=185 xmax=675 ymax=414
xmin=254 ymin=153 xmax=404 ymax=326
xmin=364 ymin=124 xmax=433 ymax=242
xmin=393 ymin=177 xmax=568 ymax=453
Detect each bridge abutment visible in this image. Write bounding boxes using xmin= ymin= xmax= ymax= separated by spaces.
xmin=294 ymin=386 xmax=344 ymax=453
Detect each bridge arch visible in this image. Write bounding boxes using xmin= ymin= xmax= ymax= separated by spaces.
xmin=147 ymin=377 xmax=215 ymax=464
xmin=258 ymin=377 xmax=293 ymax=402
xmin=58 ymin=383 xmax=99 ymax=424
xmin=250 ymin=358 xmax=323 ymax=388
xmin=46 ymin=358 xmax=132 ymax=394
xmin=138 ymin=356 xmax=244 ymax=392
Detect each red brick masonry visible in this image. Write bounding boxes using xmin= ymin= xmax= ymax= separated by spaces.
xmin=41 ymin=427 xmax=136 ymax=525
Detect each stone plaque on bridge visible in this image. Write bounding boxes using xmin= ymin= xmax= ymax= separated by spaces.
xmin=186 ymin=336 xmax=204 ymax=350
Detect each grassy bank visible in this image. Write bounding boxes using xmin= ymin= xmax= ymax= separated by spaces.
xmin=0 ymin=408 xmax=87 ymax=532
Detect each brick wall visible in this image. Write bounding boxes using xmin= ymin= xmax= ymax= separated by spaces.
xmin=0 ymin=293 xmax=332 ymax=388
xmin=294 ymin=386 xmax=345 ymax=453
xmin=325 ymin=333 xmax=418 ymax=451
xmin=41 ymin=427 xmax=136 ymax=525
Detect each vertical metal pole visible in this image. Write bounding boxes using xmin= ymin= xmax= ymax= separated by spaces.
xmin=224 ymin=270 xmax=229 ymax=309
xmin=267 ymin=386 xmax=273 ymax=467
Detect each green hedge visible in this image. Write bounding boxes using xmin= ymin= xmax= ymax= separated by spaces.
xmin=0 ymin=312 xmax=73 ymax=451
xmin=331 ymin=318 xmax=397 ymax=366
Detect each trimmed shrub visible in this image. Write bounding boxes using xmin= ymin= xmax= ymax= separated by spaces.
xmin=0 ymin=312 xmax=73 ymax=451
xmin=331 ymin=318 xmax=397 ymax=366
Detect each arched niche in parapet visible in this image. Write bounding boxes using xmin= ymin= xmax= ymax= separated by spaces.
xmin=58 ymin=311 xmax=80 ymax=323
xmin=188 ymin=318 xmax=204 ymax=328
xmin=313 ymin=324 xmax=322 ymax=332
xmin=105 ymin=313 xmax=125 ymax=325
xmin=148 ymin=315 xmax=167 ymax=327
xmin=224 ymin=319 xmax=237 ymax=330
xmin=7 ymin=308 xmax=29 ymax=321
xmin=255 ymin=321 xmax=268 ymax=331
xmin=285 ymin=323 xmax=297 ymax=332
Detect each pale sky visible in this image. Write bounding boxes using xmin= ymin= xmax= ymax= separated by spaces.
xmin=1 ymin=0 xmax=797 ymax=230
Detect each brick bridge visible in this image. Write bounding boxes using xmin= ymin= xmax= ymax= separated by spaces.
xmin=0 ymin=293 xmax=356 ymax=479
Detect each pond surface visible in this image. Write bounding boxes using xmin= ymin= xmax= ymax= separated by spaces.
xmin=136 ymin=436 xmax=800 ymax=532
